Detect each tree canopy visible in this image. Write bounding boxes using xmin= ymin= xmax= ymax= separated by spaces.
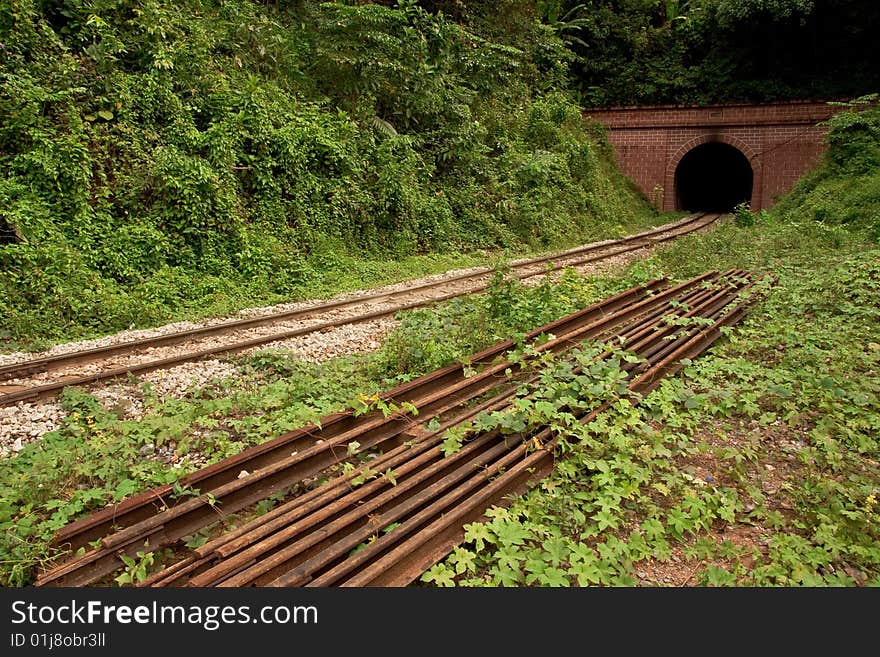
xmin=539 ymin=0 xmax=880 ymax=105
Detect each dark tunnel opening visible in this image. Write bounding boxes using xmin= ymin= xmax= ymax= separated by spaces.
xmin=675 ymin=142 xmax=753 ymax=212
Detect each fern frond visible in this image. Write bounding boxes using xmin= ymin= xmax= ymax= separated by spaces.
xmin=369 ymin=116 xmax=398 ymax=137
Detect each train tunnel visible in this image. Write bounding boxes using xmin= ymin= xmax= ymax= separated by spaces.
xmin=674 ymin=142 xmax=753 ymax=212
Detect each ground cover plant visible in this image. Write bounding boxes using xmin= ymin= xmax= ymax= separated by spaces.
xmin=422 ymin=101 xmax=880 ymax=587
xmin=425 ymin=225 xmax=880 ymax=586
xmin=0 ymin=0 xmax=657 ymax=349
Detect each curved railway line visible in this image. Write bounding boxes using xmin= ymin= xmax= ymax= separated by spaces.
xmin=35 ymin=266 xmax=768 ymax=587
xmin=0 ymin=212 xmax=723 ymax=406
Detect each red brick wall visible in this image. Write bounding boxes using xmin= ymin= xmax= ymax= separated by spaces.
xmin=583 ymin=101 xmax=843 ymax=211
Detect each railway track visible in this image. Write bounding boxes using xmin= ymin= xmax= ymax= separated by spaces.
xmin=0 ymin=212 xmax=723 ymax=406
xmin=35 ymin=266 xmax=767 ymax=587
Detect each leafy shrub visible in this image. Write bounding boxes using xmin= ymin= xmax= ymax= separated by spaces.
xmin=0 ymin=1 xmax=657 ymax=345
xmin=774 ymin=96 xmax=880 ymax=241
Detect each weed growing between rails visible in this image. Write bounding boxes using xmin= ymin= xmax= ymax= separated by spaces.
xmin=0 ymin=266 xmax=613 ymax=585
xmin=423 ymin=218 xmax=880 ymax=587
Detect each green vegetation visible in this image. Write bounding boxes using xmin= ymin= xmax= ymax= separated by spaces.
xmin=0 ymin=6 xmax=878 ymax=589
xmin=774 ymin=95 xmax=880 ymax=240
xmin=546 ymin=0 xmax=880 ymax=106
xmin=0 ymin=268 xmax=611 ymax=586
xmin=0 ymin=0 xmax=657 ymax=348
xmin=422 ymin=100 xmax=880 ymax=586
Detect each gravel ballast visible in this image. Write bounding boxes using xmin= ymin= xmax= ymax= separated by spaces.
xmin=0 ymin=222 xmax=714 ymax=459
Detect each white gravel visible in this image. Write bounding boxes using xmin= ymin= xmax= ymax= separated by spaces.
xmin=0 ymin=215 xmax=716 ymax=460
xmin=89 ymin=386 xmax=146 ymax=421
xmin=247 ymin=318 xmax=399 ymax=363
xmin=88 ymin=359 xmax=244 ymax=422
xmin=139 ymin=360 xmax=242 ymax=401
xmin=0 ymin=319 xmax=398 ymax=458
xmin=0 ymin=401 xmax=65 ymax=458
xmin=0 ymin=266 xmax=493 ymax=369
xmin=0 ymin=283 xmax=481 ymax=391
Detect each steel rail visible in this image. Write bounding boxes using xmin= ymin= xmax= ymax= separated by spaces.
xmin=35 ymin=269 xmax=761 ymax=587
xmin=188 ymin=279 xmax=753 ymax=587
xmin=139 ymin=280 xmax=733 ymax=587
xmin=163 ymin=279 xmax=744 ymax=587
xmin=48 ymin=276 xmax=675 ymax=553
xmin=0 ymin=212 xmax=710 ymax=382
xmin=328 ymin=292 xmax=761 ymax=586
xmin=37 ymin=277 xmax=682 ymax=586
xmin=1 ymin=213 xmax=722 ymax=406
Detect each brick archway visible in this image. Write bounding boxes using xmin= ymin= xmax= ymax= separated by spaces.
xmin=583 ymin=100 xmax=844 ymax=211
xmin=663 ymin=134 xmax=763 ymax=212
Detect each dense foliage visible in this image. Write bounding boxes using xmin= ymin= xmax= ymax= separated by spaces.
xmin=773 ymin=96 xmax=880 ymax=239
xmin=422 ymin=97 xmax=880 ymax=587
xmin=1 ymin=98 xmax=878 ymax=587
xmin=543 ymin=0 xmax=880 ymax=106
xmin=0 ymin=0 xmax=655 ymax=345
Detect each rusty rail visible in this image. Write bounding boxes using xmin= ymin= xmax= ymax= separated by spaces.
xmin=35 ymin=268 xmax=764 ymax=587
xmin=1 ymin=213 xmax=723 ymax=406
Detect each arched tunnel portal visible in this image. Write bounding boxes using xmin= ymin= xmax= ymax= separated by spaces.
xmin=674 ymin=141 xmax=754 ymax=212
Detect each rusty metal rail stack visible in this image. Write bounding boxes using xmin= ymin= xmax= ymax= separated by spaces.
xmin=0 ymin=212 xmax=723 ymax=406
xmin=36 ymin=268 xmax=765 ymax=587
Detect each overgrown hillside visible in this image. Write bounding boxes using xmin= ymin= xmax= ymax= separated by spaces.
xmin=1 ymin=98 xmax=877 ymax=588
xmin=0 ymin=0 xmax=656 ymax=347
xmin=773 ymin=96 xmax=880 ymax=238
xmin=420 ymin=95 xmax=880 ymax=587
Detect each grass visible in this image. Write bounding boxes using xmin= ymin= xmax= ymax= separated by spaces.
xmin=423 ymin=215 xmax=880 ymax=587
xmin=1 ymin=207 xmax=877 ymax=587
xmin=0 ymin=204 xmax=672 ymax=355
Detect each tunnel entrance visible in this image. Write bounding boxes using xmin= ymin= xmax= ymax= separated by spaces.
xmin=675 ymin=142 xmax=753 ymax=212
